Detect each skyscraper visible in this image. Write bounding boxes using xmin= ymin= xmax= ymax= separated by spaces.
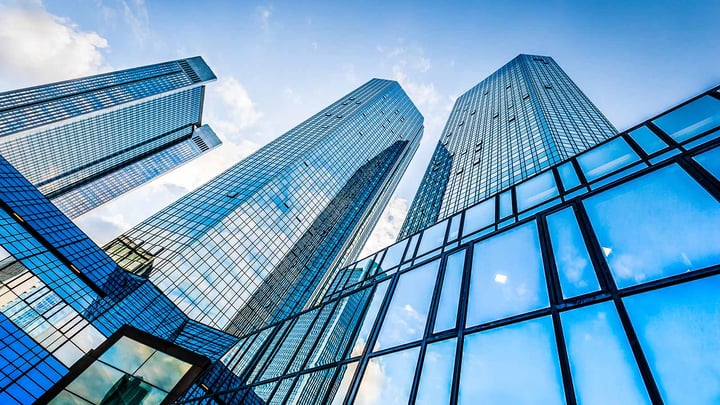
xmin=399 ymin=54 xmax=617 ymax=237
xmin=106 ymin=78 xmax=424 ymax=333
xmin=0 ymin=56 xmax=221 ymax=219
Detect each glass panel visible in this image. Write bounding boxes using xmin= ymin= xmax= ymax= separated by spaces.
xmin=693 ymin=145 xmax=720 ymax=180
xmin=576 ymin=138 xmax=640 ymax=182
xmin=374 ymin=260 xmax=440 ymax=350
xmin=416 ymin=220 xmax=448 ymax=256
xmin=462 ymin=198 xmax=495 ymax=236
xmin=652 ymin=95 xmax=720 ymax=142
xmin=466 ymin=222 xmax=548 ymax=327
xmin=354 ymin=346 xmax=420 ymax=405
xmin=546 ymin=207 xmax=600 ymax=298
xmin=629 ymin=126 xmax=667 ymax=155
xmin=415 ymin=338 xmax=456 ymax=405
xmin=329 ymin=362 xmax=357 ymax=405
xmin=499 ymin=190 xmax=513 ymax=218
xmin=557 ymin=161 xmax=581 ymax=190
xmin=458 ymin=317 xmax=564 ymax=404
xmin=516 ymin=171 xmax=559 ymax=211
xmin=135 ymin=350 xmax=192 ymax=391
xmin=583 ymin=164 xmax=720 ymax=288
xmin=561 ymin=302 xmax=650 ymax=404
xmin=64 ymin=362 xmax=126 ymax=404
xmin=350 ymin=281 xmax=390 ymax=356
xmin=447 ymin=214 xmax=461 ymax=241
xmin=434 ymin=249 xmax=465 ymax=333
xmin=98 ymin=336 xmax=154 ymax=374
xmin=624 ymin=275 xmax=720 ymax=404
xmin=380 ymin=239 xmax=408 ymax=272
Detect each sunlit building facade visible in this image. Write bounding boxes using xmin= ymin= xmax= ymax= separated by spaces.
xmin=0 ymin=56 xmax=220 ymax=219
xmin=399 ymin=54 xmax=617 ymax=238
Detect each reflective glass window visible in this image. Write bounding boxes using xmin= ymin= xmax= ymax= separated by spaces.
xmin=447 ymin=214 xmax=461 ymax=241
xmin=380 ymin=240 xmax=407 ymax=272
xmin=516 ymin=171 xmax=559 ymax=211
xmin=416 ymin=220 xmax=448 ymax=256
xmin=354 ymin=346 xmax=420 ymax=405
xmin=546 ymin=207 xmax=599 ymax=298
xmin=458 ymin=317 xmax=564 ymax=404
xmin=561 ymin=302 xmax=650 ymax=404
xmin=415 ymin=338 xmax=456 ymax=405
xmin=557 ymin=161 xmax=581 ymax=190
xmin=583 ymin=164 xmax=720 ymax=288
xmin=499 ymin=190 xmax=513 ymax=218
xmin=434 ymin=249 xmax=465 ymax=333
xmin=350 ymin=281 xmax=390 ymax=356
xmin=624 ymin=275 xmax=720 ymax=404
xmin=652 ymin=95 xmax=720 ymax=142
xmin=462 ymin=198 xmax=495 ymax=236
xmin=628 ymin=126 xmax=667 ymax=155
xmin=466 ymin=221 xmax=548 ymax=327
xmin=693 ymin=145 xmax=720 ymax=180
xmin=329 ymin=362 xmax=357 ymax=405
xmin=576 ymin=138 xmax=640 ymax=182
xmin=374 ymin=260 xmax=440 ymax=350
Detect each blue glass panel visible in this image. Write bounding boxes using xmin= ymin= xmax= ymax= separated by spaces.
xmin=380 ymin=240 xmax=407 ymax=272
xmin=628 ymin=126 xmax=667 ymax=155
xmin=462 ymin=198 xmax=495 ymax=236
xmin=576 ymin=138 xmax=640 ymax=182
xmin=447 ymin=214 xmax=461 ymax=242
xmin=557 ymin=161 xmax=581 ymax=190
xmin=652 ymin=95 xmax=720 ymax=142
xmin=350 ymin=281 xmax=390 ymax=357
xmin=434 ymin=249 xmax=465 ymax=333
xmin=354 ymin=346 xmax=420 ymax=405
xmin=329 ymin=362 xmax=357 ymax=405
xmin=499 ymin=190 xmax=513 ymax=218
xmin=458 ymin=317 xmax=564 ymax=404
xmin=374 ymin=260 xmax=439 ymax=350
xmin=561 ymin=302 xmax=650 ymax=404
xmin=466 ymin=221 xmax=548 ymax=326
xmin=693 ymin=145 xmax=720 ymax=180
xmin=415 ymin=338 xmax=456 ymax=405
xmin=546 ymin=207 xmax=599 ymax=298
xmin=416 ymin=220 xmax=448 ymax=256
xmin=624 ymin=275 xmax=720 ymax=404
xmin=516 ymin=171 xmax=559 ymax=212
xmin=583 ymin=164 xmax=720 ymax=288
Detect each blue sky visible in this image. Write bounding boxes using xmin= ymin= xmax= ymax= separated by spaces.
xmin=0 ymin=0 xmax=718 ymax=250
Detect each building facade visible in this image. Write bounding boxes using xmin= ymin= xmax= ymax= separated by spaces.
xmin=399 ymin=54 xmax=617 ymax=238
xmin=105 ymin=78 xmax=424 ymax=334
xmin=0 ymin=56 xmax=220 ymax=219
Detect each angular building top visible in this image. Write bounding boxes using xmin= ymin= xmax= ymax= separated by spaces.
xmin=399 ymin=54 xmax=617 ymax=238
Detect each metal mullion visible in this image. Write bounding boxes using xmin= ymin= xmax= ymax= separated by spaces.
xmin=676 ymin=155 xmax=720 ymax=202
xmin=450 ymin=240 xmax=474 ymax=404
xmin=645 ymin=121 xmax=682 ymax=151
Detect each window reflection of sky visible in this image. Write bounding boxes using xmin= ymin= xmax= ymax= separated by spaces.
xmin=584 ymin=164 xmax=720 ymax=288
xmin=434 ymin=250 xmax=465 ymax=333
xmin=516 ymin=171 xmax=559 ymax=211
xmin=355 ymin=346 xmax=419 ymax=405
xmin=628 ymin=126 xmax=667 ymax=155
xmin=576 ymin=138 xmax=639 ymax=182
xmin=694 ymin=145 xmax=720 ymax=180
xmin=415 ymin=338 xmax=456 ymax=405
xmin=466 ymin=221 xmax=548 ymax=327
xmin=462 ymin=198 xmax=495 ymax=236
xmin=458 ymin=316 xmax=564 ymax=404
xmin=624 ymin=275 xmax=720 ymax=404
xmin=652 ymin=95 xmax=720 ymax=142
xmin=350 ymin=281 xmax=389 ymax=357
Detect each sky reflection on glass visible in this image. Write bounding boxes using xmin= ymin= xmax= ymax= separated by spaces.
xmin=557 ymin=161 xmax=581 ymax=190
xmin=466 ymin=221 xmax=548 ymax=327
xmin=652 ymin=95 xmax=720 ymax=142
xmin=350 ymin=281 xmax=389 ymax=356
xmin=462 ymin=198 xmax=495 ymax=236
xmin=576 ymin=137 xmax=640 ymax=182
xmin=381 ymin=240 xmax=407 ymax=271
xmin=434 ymin=249 xmax=465 ymax=332
xmin=516 ymin=171 xmax=559 ymax=211
xmin=64 ymin=361 xmax=125 ymax=404
xmin=355 ymin=346 xmax=419 ymax=405
xmin=329 ymin=362 xmax=357 ymax=405
xmin=624 ymin=275 xmax=720 ymax=404
xmin=458 ymin=316 xmax=564 ymax=404
xmin=584 ymin=164 xmax=720 ymax=288
xmin=98 ymin=336 xmax=153 ymax=374
xmin=415 ymin=337 xmax=456 ymax=405
xmin=562 ymin=301 xmax=650 ymax=404
xmin=416 ymin=220 xmax=447 ymax=256
xmin=628 ymin=126 xmax=667 ymax=155
xmin=135 ymin=350 xmax=191 ymax=391
xmin=693 ymin=145 xmax=720 ymax=180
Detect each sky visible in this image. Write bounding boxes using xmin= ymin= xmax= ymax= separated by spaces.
xmin=0 ymin=0 xmax=718 ymax=254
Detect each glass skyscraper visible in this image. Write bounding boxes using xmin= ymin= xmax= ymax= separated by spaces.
xmin=0 ymin=56 xmax=221 ymax=219
xmin=399 ymin=54 xmax=617 ymax=238
xmin=105 ymin=78 xmax=424 ymax=334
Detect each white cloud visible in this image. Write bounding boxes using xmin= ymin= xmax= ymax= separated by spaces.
xmin=256 ymin=6 xmax=271 ymax=31
xmin=359 ymin=197 xmax=408 ymax=257
xmin=0 ymin=2 xmax=108 ymax=87
xmin=207 ymin=76 xmax=263 ymax=142
xmin=283 ymin=87 xmax=302 ymax=105
xmin=120 ymin=0 xmax=150 ymax=45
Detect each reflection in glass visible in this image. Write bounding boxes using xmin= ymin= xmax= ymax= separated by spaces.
xmin=466 ymin=222 xmax=548 ymax=327
xmin=415 ymin=338 xmax=456 ymax=405
xmin=416 ymin=220 xmax=448 ymax=256
xmin=462 ymin=198 xmax=495 ymax=236
xmin=546 ymin=207 xmax=599 ymax=298
xmin=381 ymin=240 xmax=407 ymax=271
xmin=65 ymin=362 xmax=125 ymax=404
xmin=374 ymin=260 xmax=440 ymax=350
xmin=447 ymin=214 xmax=461 ymax=241
xmin=628 ymin=126 xmax=667 ymax=155
xmin=624 ymin=275 xmax=720 ymax=404
xmin=652 ymin=95 xmax=720 ymax=142
xmin=434 ymin=250 xmax=465 ymax=332
xmin=350 ymin=281 xmax=389 ymax=356
xmin=584 ymin=164 xmax=720 ymax=288
xmin=562 ymin=302 xmax=650 ymax=404
xmin=694 ymin=145 xmax=720 ymax=180
xmin=458 ymin=317 xmax=564 ymax=404
xmin=576 ymin=138 xmax=640 ymax=182
xmin=135 ymin=350 xmax=192 ymax=391
xmin=355 ymin=346 xmax=420 ymax=405
xmin=329 ymin=362 xmax=357 ymax=405
xmin=557 ymin=161 xmax=581 ymax=190
xmin=98 ymin=336 xmax=153 ymax=374
xmin=499 ymin=190 xmax=513 ymax=218
xmin=516 ymin=171 xmax=559 ymax=212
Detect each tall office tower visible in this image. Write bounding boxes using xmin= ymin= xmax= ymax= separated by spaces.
xmin=106 ymin=79 xmax=424 ymax=334
xmin=0 ymin=56 xmax=221 ymax=218
xmin=399 ymin=54 xmax=616 ymax=238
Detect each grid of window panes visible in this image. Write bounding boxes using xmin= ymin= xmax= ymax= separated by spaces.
xmin=400 ymin=54 xmax=617 ymax=238
xmin=178 ymin=86 xmax=720 ymax=404
xmin=108 ymin=79 xmax=424 ymax=332
xmin=50 ymin=124 xmax=221 ymax=219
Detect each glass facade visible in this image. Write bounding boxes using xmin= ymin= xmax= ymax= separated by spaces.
xmin=0 ymin=57 xmax=220 ymax=218
xmin=399 ymin=54 xmax=617 ymax=238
